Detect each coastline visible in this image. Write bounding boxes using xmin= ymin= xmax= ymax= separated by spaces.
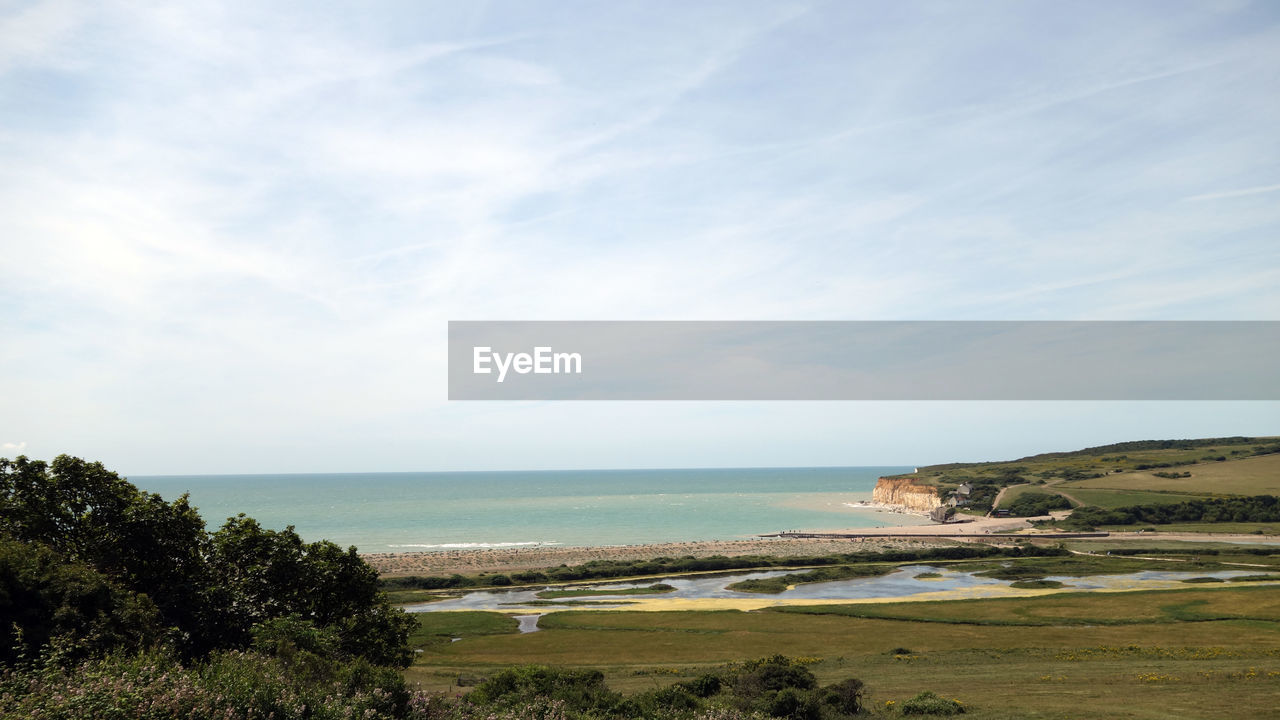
xmin=361 ymin=501 xmax=1041 ymax=577
xmin=363 ymin=535 xmax=943 ymax=577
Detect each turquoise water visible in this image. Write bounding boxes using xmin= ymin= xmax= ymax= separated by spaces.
xmin=131 ymin=467 xmax=912 ymax=551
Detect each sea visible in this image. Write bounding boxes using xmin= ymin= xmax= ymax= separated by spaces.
xmin=130 ymin=466 xmax=922 ymax=552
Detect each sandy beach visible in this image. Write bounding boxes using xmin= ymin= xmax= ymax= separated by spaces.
xmin=361 ymin=508 xmax=1280 ymax=578
xmin=363 ymin=535 xmax=944 ymax=577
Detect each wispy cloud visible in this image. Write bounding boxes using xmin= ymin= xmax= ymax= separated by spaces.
xmin=1185 ymin=183 xmax=1280 ymax=202
xmin=2 ymin=1 xmax=1278 ymax=472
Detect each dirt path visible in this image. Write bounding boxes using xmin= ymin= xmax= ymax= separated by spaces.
xmin=1045 ymin=479 xmax=1085 ymax=507
xmin=989 ymin=482 xmax=1029 ymax=512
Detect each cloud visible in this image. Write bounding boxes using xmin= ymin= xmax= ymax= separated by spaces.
xmin=1 ymin=441 xmax=27 ymax=453
xmin=1 ymin=1 xmax=1278 ymax=472
xmin=1184 ymin=183 xmax=1280 ymax=202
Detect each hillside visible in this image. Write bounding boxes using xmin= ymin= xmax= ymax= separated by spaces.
xmin=885 ymin=436 xmax=1280 ymax=519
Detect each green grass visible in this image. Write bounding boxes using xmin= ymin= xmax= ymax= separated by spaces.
xmin=535 ymin=583 xmax=675 ymax=599
xmin=406 ymin=585 xmax=1280 ymax=719
xmin=407 ymin=611 xmax=519 ymax=649
xmin=1058 ymin=487 xmax=1211 ymax=508
xmin=1096 ymin=521 xmax=1280 ymax=535
xmin=773 ymin=585 xmax=1280 ymax=626
xmin=1062 ymin=452 xmax=1280 ymax=496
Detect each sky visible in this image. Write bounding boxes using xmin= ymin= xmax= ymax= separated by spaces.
xmin=1 ymin=0 xmax=1278 ymax=475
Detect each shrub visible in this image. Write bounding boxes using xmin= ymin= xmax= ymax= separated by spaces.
xmin=900 ymin=691 xmax=965 ymax=715
xmin=467 ymin=665 xmax=620 ymax=712
xmin=680 ymin=672 xmax=724 ymax=697
xmin=819 ymin=677 xmax=865 ymax=715
xmin=733 ymin=655 xmax=817 ymax=698
xmin=763 ymin=687 xmax=822 ymax=720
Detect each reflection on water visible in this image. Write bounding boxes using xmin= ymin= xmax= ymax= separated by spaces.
xmin=404 ymin=565 xmax=1268 ymax=613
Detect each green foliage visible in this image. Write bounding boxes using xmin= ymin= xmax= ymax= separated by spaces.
xmin=0 ymin=649 xmax=414 ymax=720
xmin=728 ymin=656 xmax=865 ymax=719
xmin=679 ymin=673 xmax=724 ymax=698
xmin=1003 ymin=491 xmax=1072 ymax=517
xmin=1 ymin=455 xmax=218 ymax=655
xmin=0 ymin=538 xmax=160 ymax=666
xmin=732 ymin=655 xmax=818 ymax=697
xmin=899 ymin=691 xmax=965 ymax=715
xmin=1062 ymin=495 xmax=1280 ymax=529
xmin=446 ymin=656 xmax=866 ymax=720
xmin=818 ymin=678 xmax=865 ymax=716
xmin=210 ymin=514 xmax=418 ymax=666
xmin=467 ymin=664 xmax=621 ymax=712
xmin=1 ymin=455 xmax=415 ymax=668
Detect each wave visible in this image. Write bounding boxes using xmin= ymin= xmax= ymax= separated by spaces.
xmin=386 ymin=541 xmax=562 ymax=549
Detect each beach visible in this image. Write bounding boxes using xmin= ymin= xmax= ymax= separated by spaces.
xmin=363 ymin=535 xmax=943 ymax=577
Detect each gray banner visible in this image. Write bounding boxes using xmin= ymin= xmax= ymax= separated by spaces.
xmin=448 ymin=321 xmax=1280 ymax=400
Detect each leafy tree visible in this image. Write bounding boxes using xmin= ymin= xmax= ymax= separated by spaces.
xmin=1 ymin=455 xmax=416 ymax=668
xmin=1 ymin=455 xmax=220 ymax=655
xmin=210 ymin=515 xmax=418 ymax=666
xmin=0 ymin=538 xmax=160 ymax=666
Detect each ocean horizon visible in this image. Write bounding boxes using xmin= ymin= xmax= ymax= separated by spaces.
xmin=130 ymin=466 xmax=922 ymax=552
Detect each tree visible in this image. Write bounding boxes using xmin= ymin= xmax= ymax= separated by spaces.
xmin=0 ymin=538 xmax=160 ymax=665
xmin=210 ymin=515 xmax=418 ymax=666
xmin=1 ymin=454 xmax=416 ymax=667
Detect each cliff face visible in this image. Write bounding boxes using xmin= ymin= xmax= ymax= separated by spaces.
xmin=872 ymin=477 xmax=942 ymax=511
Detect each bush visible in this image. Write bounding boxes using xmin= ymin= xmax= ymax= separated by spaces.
xmin=0 ymin=649 xmax=413 ymax=720
xmin=680 ymin=672 xmax=724 ymax=697
xmin=819 ymin=677 xmax=865 ymax=715
xmin=1004 ymin=492 xmax=1072 ymax=517
xmin=900 ymin=690 xmax=965 ymax=715
xmin=733 ymin=655 xmax=817 ymax=698
xmin=467 ymin=665 xmax=620 ymax=712
xmin=763 ymin=687 xmax=821 ymax=720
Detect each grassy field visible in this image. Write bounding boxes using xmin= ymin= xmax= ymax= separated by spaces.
xmin=1061 ymin=453 xmax=1280 ymax=496
xmin=1098 ymin=521 xmax=1280 ymax=535
xmin=1059 ymin=540 xmax=1280 ymax=562
xmin=1056 ymin=487 xmax=1212 ymax=508
xmin=408 ymin=610 xmax=519 ymax=649
xmin=896 ymin=438 xmax=1280 ymax=505
xmin=997 ymin=483 xmax=1066 ymax=504
xmin=405 ymin=585 xmax=1280 ymax=719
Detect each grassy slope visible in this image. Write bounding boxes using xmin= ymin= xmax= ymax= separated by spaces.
xmin=1058 ymin=487 xmax=1215 ymax=508
xmin=894 ymin=437 xmax=1279 ymax=526
xmin=900 ymin=437 xmax=1277 ymax=491
xmin=1060 ymin=452 xmax=1280 ymax=496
